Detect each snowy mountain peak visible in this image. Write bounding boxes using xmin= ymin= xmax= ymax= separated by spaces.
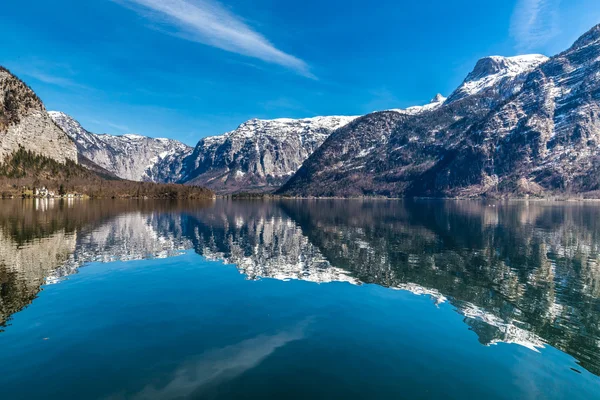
xmin=570 ymin=23 xmax=600 ymax=50
xmin=226 ymin=115 xmax=358 ymax=139
xmin=49 ymin=111 xmax=192 ymax=182
xmin=183 ymin=115 xmax=358 ymax=193
xmin=430 ymin=93 xmax=446 ymax=103
xmin=48 ymin=111 xmax=84 ymax=133
xmin=48 ymin=111 xmax=96 ymax=146
xmin=122 ymin=134 xmax=146 ymax=140
xmin=388 ymin=93 xmax=446 ymax=115
xmin=468 ymin=55 xmax=548 ymax=81
xmin=447 ymin=54 xmax=549 ymax=103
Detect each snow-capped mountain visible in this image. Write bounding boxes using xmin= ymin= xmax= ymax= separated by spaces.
xmin=279 ymin=24 xmax=600 ymax=198
xmin=182 ymin=115 xmax=357 ymax=193
xmin=49 ymin=112 xmax=192 ymax=182
xmin=413 ymin=24 xmax=600 ymax=197
xmin=388 ymin=93 xmax=447 ymax=115
xmin=0 ymin=68 xmax=77 ymax=164
xmin=445 ymin=54 xmax=549 ymax=103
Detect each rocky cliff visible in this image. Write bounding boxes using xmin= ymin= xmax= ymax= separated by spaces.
xmin=415 ymin=24 xmax=600 ymax=197
xmin=182 ymin=116 xmax=357 ymax=194
xmin=49 ymin=111 xmax=192 ymax=182
xmin=0 ymin=68 xmax=77 ymax=164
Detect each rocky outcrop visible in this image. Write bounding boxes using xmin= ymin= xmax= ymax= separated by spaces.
xmin=0 ymin=68 xmax=77 ymax=164
xmin=49 ymin=112 xmax=192 ymax=182
xmin=182 ymin=116 xmax=357 ymax=194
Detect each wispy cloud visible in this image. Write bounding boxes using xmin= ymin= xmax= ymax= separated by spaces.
xmin=115 ymin=0 xmax=314 ymax=78
xmin=510 ymin=0 xmax=561 ymax=51
xmin=8 ymin=59 xmax=90 ymax=90
xmin=23 ymin=71 xmax=86 ymax=89
xmin=88 ymin=118 xmax=131 ymax=134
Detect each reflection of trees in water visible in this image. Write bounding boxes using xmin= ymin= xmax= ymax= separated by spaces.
xmin=0 ymin=229 xmax=76 ymax=330
xmin=279 ymin=200 xmax=600 ymax=376
xmin=0 ymin=200 xmax=212 ymax=329
xmin=0 ymin=199 xmax=599 ymax=375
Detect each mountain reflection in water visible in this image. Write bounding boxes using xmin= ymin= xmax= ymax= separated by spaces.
xmin=0 ymin=198 xmax=599 ymax=377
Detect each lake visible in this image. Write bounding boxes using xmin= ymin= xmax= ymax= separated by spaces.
xmin=0 ymin=199 xmax=599 ymax=399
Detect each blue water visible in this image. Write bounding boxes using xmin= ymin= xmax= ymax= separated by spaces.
xmin=0 ymin=199 xmax=599 ymax=399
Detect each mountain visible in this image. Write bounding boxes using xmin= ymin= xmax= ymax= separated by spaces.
xmin=445 ymin=54 xmax=549 ymax=103
xmin=0 ymin=67 xmax=77 ymax=164
xmin=413 ymin=24 xmax=600 ymax=197
xmin=0 ymin=147 xmax=214 ymax=199
xmin=0 ymin=69 xmax=212 ymax=199
xmin=49 ymin=111 xmax=193 ymax=183
xmin=181 ymin=116 xmax=357 ymax=194
xmin=279 ymin=26 xmax=600 ymax=198
xmin=50 ymin=112 xmax=358 ymax=193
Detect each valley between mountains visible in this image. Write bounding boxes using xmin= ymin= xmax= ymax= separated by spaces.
xmin=3 ymin=24 xmax=600 ymax=198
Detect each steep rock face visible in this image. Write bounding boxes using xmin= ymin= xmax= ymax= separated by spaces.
xmin=414 ymin=24 xmax=600 ymax=196
xmin=49 ymin=112 xmax=192 ymax=182
xmin=0 ymin=68 xmax=77 ymax=164
xmin=280 ymin=26 xmax=600 ymax=198
xmin=278 ymin=112 xmax=408 ymax=197
xmin=182 ymin=116 xmax=357 ymax=194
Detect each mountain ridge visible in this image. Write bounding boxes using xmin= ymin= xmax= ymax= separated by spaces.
xmin=278 ymin=24 xmax=600 ymax=198
xmin=5 ymin=23 xmax=600 ymax=198
xmin=181 ymin=115 xmax=358 ymax=194
xmin=49 ymin=111 xmax=193 ymax=183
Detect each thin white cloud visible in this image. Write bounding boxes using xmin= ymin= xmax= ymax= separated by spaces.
xmin=510 ymin=0 xmax=561 ymax=51
xmin=23 ymin=71 xmax=80 ymax=87
xmin=87 ymin=118 xmax=131 ymax=134
xmin=8 ymin=60 xmax=90 ymax=90
xmin=115 ymin=0 xmax=314 ymax=78
xmin=107 ymin=121 xmax=132 ymax=133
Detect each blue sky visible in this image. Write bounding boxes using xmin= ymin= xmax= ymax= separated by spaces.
xmin=1 ymin=0 xmax=599 ymax=145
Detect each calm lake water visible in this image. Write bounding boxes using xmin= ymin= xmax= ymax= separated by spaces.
xmin=0 ymin=199 xmax=599 ymax=399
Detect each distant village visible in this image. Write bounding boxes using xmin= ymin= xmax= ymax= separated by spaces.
xmin=34 ymin=187 xmax=84 ymax=199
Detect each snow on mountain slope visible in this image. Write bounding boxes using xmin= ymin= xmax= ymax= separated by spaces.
xmin=446 ymin=54 xmax=549 ymax=103
xmin=280 ymin=24 xmax=600 ymax=198
xmin=427 ymin=23 xmax=600 ymax=196
xmin=49 ymin=112 xmax=192 ymax=182
xmin=388 ymin=93 xmax=447 ymax=115
xmin=182 ymin=115 xmax=358 ymax=193
xmin=278 ymin=52 xmax=552 ymax=197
